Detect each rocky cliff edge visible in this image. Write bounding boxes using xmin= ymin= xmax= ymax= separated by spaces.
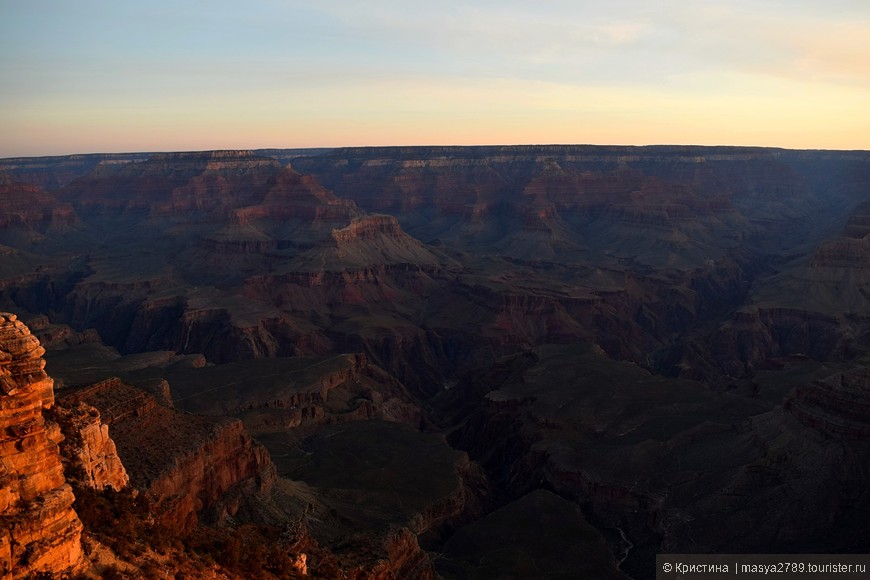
xmin=0 ymin=313 xmax=84 ymax=579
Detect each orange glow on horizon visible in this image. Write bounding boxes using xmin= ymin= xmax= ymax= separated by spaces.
xmin=2 ymin=2 xmax=868 ymax=157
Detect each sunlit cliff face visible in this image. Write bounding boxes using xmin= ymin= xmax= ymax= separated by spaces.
xmin=0 ymin=313 xmax=85 ymax=579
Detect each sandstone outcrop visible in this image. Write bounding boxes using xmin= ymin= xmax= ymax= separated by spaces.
xmin=313 ymin=214 xmax=447 ymax=270
xmin=58 ymin=378 xmax=276 ymax=534
xmin=332 ymin=214 xmax=407 ymax=243
xmin=48 ymin=401 xmax=129 ymax=491
xmin=0 ymin=313 xmax=84 ymax=579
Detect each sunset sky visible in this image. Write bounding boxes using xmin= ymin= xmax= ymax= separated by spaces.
xmin=1 ymin=0 xmax=869 ymax=156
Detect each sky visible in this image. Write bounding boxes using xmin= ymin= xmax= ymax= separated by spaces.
xmin=1 ymin=0 xmax=869 ymax=156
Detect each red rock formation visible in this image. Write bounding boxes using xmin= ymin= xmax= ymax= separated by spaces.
xmin=230 ymin=166 xmax=361 ymax=225
xmin=59 ymin=150 xmax=282 ymax=214
xmin=58 ymin=378 xmax=276 ymax=534
xmin=48 ymin=402 xmax=129 ymax=491
xmin=0 ymin=175 xmax=78 ymax=232
xmin=151 ymin=152 xmax=283 ymax=216
xmin=363 ymin=528 xmax=436 ymax=579
xmin=331 ymin=215 xmax=406 ymax=243
xmin=0 ymin=313 xmax=84 ymax=579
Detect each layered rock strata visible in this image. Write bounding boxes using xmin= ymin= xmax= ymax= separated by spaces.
xmin=58 ymin=378 xmax=276 ymax=534
xmin=0 ymin=313 xmax=84 ymax=579
xmin=785 ymin=368 xmax=870 ymax=438
xmin=0 ymin=176 xmax=78 ymax=231
xmin=58 ymin=150 xmax=283 ymax=215
xmin=48 ymin=401 xmax=129 ymax=491
xmin=0 ymin=153 xmax=148 ymax=190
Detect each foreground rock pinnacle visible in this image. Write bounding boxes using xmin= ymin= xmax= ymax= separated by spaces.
xmin=0 ymin=313 xmax=84 ymax=579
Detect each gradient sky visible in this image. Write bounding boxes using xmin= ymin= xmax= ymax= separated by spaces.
xmin=1 ymin=0 xmax=869 ymax=156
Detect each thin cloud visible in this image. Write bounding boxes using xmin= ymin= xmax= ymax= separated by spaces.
xmin=1 ymin=0 xmax=868 ymax=155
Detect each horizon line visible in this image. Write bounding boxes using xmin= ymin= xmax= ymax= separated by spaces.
xmin=3 ymin=142 xmax=870 ymax=161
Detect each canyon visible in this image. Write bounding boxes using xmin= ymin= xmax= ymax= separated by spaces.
xmin=0 ymin=145 xmax=869 ymax=578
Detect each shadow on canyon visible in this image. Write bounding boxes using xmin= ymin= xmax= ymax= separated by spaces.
xmin=2 ymin=145 xmax=870 ymax=578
